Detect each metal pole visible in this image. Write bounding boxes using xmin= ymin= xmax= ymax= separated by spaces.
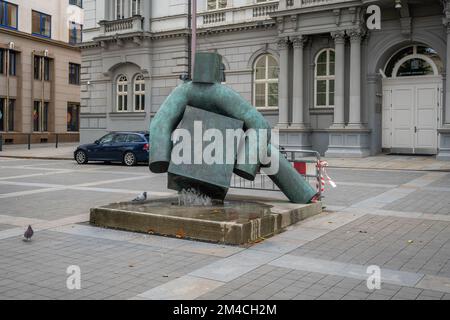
xmin=0 ymin=134 xmax=3 ymax=152
xmin=191 ymin=0 xmax=197 ymax=74
xmin=187 ymin=0 xmax=192 ymax=79
xmin=6 ymin=48 xmax=10 ymax=132
xmin=28 ymin=134 xmax=31 ymax=150
xmin=55 ymin=134 xmax=58 ymax=149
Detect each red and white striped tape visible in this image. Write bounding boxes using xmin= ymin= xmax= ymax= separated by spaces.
xmin=316 ymin=160 xmax=337 ymax=193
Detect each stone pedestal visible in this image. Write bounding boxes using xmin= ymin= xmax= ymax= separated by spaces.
xmin=90 ymin=195 xmax=323 ymax=245
xmin=279 ymin=128 xmax=313 ymax=152
xmin=437 ymin=128 xmax=450 ymax=161
xmin=325 ymin=129 xmax=371 ymax=158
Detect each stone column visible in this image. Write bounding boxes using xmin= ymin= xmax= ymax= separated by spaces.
xmin=347 ymin=29 xmax=364 ymax=128
xmin=277 ymin=37 xmax=290 ymax=128
xmin=291 ymin=35 xmax=308 ymax=128
xmin=445 ymin=21 xmax=450 ymax=125
xmin=330 ymin=31 xmax=346 ymax=129
xmin=142 ymin=0 xmax=152 ymax=31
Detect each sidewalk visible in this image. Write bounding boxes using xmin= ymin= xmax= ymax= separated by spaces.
xmin=0 ymin=143 xmax=77 ymax=160
xmin=329 ymin=155 xmax=450 ymax=171
xmin=1 ymin=143 xmax=450 ymax=171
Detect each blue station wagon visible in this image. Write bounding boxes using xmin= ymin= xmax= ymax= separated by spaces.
xmin=74 ymin=132 xmax=150 ymax=166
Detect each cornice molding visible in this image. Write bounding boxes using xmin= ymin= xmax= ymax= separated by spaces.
xmin=80 ymin=21 xmax=277 ymax=49
xmin=0 ymin=27 xmax=80 ymax=51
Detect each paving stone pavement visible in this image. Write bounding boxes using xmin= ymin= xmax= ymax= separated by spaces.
xmin=0 ymin=158 xmax=450 ymax=300
xmin=384 ymin=190 xmax=450 ymax=215
xmin=0 ymin=230 xmax=218 ymax=300
xmin=289 ymin=215 xmax=450 ymax=278
xmin=195 ymin=265 xmax=447 ymax=300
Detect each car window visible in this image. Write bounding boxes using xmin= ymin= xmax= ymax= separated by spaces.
xmin=127 ymin=134 xmax=145 ymax=143
xmin=114 ymin=134 xmax=128 ymax=143
xmin=144 ymin=134 xmax=150 ymax=142
xmin=99 ymin=134 xmax=114 ymax=144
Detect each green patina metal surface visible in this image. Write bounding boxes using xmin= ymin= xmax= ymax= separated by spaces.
xmin=149 ymin=52 xmax=316 ymax=204
xmin=168 ymin=106 xmax=243 ymax=201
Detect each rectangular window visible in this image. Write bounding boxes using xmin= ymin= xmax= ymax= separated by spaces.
xmin=67 ymin=103 xmax=79 ymax=132
xmin=33 ymin=101 xmax=48 ymax=132
xmin=69 ymin=63 xmax=80 ymax=85
xmin=34 ymin=55 xmax=40 ymax=80
xmin=69 ymin=0 xmax=83 ymax=8
xmin=7 ymin=99 xmax=14 ymax=131
xmin=33 ymin=101 xmax=40 ymax=131
xmin=115 ymin=0 xmax=125 ymax=19
xmin=0 ymin=98 xmax=15 ymax=132
xmin=44 ymin=57 xmax=50 ymax=81
xmin=131 ymin=0 xmax=141 ymax=16
xmin=8 ymin=50 xmax=16 ymax=76
xmin=43 ymin=102 xmax=48 ymax=132
xmin=0 ymin=49 xmax=4 ymax=74
xmin=207 ymin=0 xmax=227 ymax=11
xmin=34 ymin=56 xmax=51 ymax=81
xmin=69 ymin=21 xmax=82 ymax=44
xmin=0 ymin=1 xmax=18 ymax=30
xmin=32 ymin=11 xmax=51 ymax=38
xmin=0 ymin=98 xmax=4 ymax=131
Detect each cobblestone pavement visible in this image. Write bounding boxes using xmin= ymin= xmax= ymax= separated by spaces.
xmin=0 ymin=157 xmax=449 ymax=300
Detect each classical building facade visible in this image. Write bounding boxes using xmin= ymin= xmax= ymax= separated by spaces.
xmin=80 ymin=0 xmax=450 ymax=160
xmin=0 ymin=0 xmax=83 ymax=145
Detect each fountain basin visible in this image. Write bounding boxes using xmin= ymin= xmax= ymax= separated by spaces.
xmin=90 ymin=195 xmax=322 ymax=245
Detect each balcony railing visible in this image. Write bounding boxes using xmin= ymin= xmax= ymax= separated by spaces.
xmin=280 ymin=0 xmax=355 ymax=10
xmin=253 ymin=2 xmax=278 ymax=18
xmin=98 ymin=15 xmax=144 ymax=36
xmin=198 ymin=1 xmax=279 ymax=27
xmin=203 ymin=11 xmax=226 ymax=25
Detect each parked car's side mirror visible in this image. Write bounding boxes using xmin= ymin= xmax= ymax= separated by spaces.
xmin=95 ymin=140 xmax=100 ymax=145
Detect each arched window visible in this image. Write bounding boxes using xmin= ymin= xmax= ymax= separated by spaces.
xmin=134 ymin=74 xmax=145 ymax=112
xmin=384 ymin=45 xmax=443 ymax=78
xmin=315 ymin=49 xmax=335 ymax=108
xmin=117 ymin=75 xmax=128 ymax=112
xmin=254 ymin=54 xmax=279 ymax=108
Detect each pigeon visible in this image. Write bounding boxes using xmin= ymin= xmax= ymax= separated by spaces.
xmin=23 ymin=225 xmax=34 ymax=242
xmin=132 ymin=192 xmax=147 ymax=203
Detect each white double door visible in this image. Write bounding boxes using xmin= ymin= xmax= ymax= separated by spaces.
xmin=382 ymin=77 xmax=442 ymax=154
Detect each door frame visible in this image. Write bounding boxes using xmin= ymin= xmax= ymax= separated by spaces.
xmin=382 ymin=76 xmax=442 ymax=155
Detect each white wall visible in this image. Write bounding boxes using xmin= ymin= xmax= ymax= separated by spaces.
xmin=6 ymin=0 xmax=84 ymax=43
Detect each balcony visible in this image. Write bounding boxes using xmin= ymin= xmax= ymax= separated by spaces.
xmin=98 ymin=15 xmax=144 ymax=37
xmin=198 ymin=1 xmax=279 ymax=28
xmin=279 ymin=0 xmax=355 ymax=10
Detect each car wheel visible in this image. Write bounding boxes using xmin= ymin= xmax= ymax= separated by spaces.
xmin=75 ymin=150 xmax=88 ymax=165
xmin=123 ymin=152 xmax=137 ymax=166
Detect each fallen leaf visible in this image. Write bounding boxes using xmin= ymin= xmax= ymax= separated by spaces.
xmin=176 ymin=229 xmax=186 ymax=239
xmin=407 ymin=240 xmax=414 ymax=244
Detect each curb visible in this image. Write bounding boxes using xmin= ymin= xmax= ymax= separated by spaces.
xmin=0 ymin=155 xmax=73 ymax=161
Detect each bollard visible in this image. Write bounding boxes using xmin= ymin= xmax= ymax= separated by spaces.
xmin=55 ymin=134 xmax=59 ymax=149
xmin=28 ymin=134 xmax=31 ymax=150
xmin=0 ymin=134 xmax=2 ymax=152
